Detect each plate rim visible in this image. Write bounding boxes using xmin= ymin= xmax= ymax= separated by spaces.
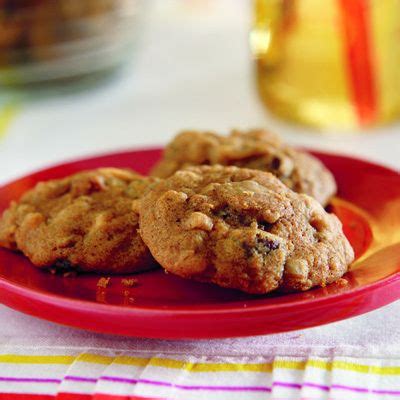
xmin=0 ymin=263 xmax=399 ymax=316
xmin=0 ymin=147 xmax=399 ymax=317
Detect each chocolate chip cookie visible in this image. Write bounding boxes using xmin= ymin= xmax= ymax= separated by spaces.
xmin=140 ymin=165 xmax=354 ymax=294
xmin=151 ymin=129 xmax=337 ymax=206
xmin=0 ymin=168 xmax=158 ymax=274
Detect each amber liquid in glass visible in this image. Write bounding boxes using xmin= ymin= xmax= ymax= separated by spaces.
xmin=251 ymin=0 xmax=400 ymax=129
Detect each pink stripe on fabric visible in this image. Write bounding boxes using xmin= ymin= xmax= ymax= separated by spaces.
xmin=100 ymin=376 xmax=400 ymax=396
xmin=273 ymin=381 xmax=400 ymax=395
xmin=303 ymin=382 xmax=330 ymax=391
xmin=1 ymin=375 xmax=400 ymax=396
xmin=64 ymin=376 xmax=97 ymax=383
xmin=100 ymin=376 xmax=272 ymax=392
xmin=0 ymin=377 xmax=61 ymax=384
xmin=273 ymin=381 xmax=330 ymax=391
xmin=332 ymin=384 xmax=400 ymax=395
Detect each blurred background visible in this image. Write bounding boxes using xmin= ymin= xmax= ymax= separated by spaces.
xmin=0 ymin=0 xmax=398 ymax=185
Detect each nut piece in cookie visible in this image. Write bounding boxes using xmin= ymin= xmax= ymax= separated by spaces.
xmin=0 ymin=168 xmax=159 ymax=274
xmin=151 ymin=129 xmax=336 ymax=206
xmin=140 ymin=165 xmax=354 ymax=294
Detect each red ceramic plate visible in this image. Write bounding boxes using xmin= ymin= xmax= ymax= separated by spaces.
xmin=0 ymin=148 xmax=399 ymax=339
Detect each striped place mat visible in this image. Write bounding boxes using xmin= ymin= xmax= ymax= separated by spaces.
xmin=0 ymin=348 xmax=399 ymax=399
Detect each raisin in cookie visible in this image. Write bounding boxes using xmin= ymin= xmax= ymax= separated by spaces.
xmin=0 ymin=168 xmax=158 ymax=274
xmin=151 ymin=129 xmax=336 ymax=206
xmin=140 ymin=165 xmax=353 ymax=294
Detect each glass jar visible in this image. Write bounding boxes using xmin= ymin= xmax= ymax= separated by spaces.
xmin=0 ymin=0 xmax=142 ymax=86
xmin=251 ymin=0 xmax=400 ymax=130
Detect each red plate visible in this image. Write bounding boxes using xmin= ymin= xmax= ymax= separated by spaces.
xmin=0 ymin=148 xmax=399 ymax=339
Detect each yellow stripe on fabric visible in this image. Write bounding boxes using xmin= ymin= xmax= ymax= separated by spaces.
xmin=150 ymin=358 xmax=272 ymax=372
xmin=273 ymin=360 xmax=306 ymax=370
xmin=0 ymin=100 xmax=19 ymax=139
xmin=1 ymin=353 xmax=399 ymax=376
xmin=182 ymin=361 xmax=272 ymax=372
xmin=77 ymin=353 xmax=114 ymax=365
xmin=117 ymin=357 xmax=400 ymax=375
xmin=276 ymin=359 xmax=400 ymax=375
xmin=307 ymin=359 xmax=333 ymax=371
xmin=114 ymin=356 xmax=273 ymax=372
xmin=331 ymin=361 xmax=400 ymax=375
xmin=0 ymin=355 xmax=75 ymax=364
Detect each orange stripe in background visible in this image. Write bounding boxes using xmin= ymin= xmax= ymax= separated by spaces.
xmin=338 ymin=0 xmax=377 ymax=126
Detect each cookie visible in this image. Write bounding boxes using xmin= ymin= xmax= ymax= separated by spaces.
xmin=151 ymin=129 xmax=337 ymax=206
xmin=0 ymin=168 xmax=158 ymax=274
xmin=140 ymin=165 xmax=354 ymax=294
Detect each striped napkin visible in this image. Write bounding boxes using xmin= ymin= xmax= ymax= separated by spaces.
xmin=0 ymin=348 xmax=399 ymax=400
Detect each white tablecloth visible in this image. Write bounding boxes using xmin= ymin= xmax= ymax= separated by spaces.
xmin=0 ymin=0 xmax=399 ymax=359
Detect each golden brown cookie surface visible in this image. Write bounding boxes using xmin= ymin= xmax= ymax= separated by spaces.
xmin=140 ymin=165 xmax=354 ymax=294
xmin=0 ymin=168 xmax=158 ymax=274
xmin=151 ymin=129 xmax=337 ymax=206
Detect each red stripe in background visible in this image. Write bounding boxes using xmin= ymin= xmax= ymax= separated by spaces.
xmin=338 ymin=0 xmax=377 ymax=126
xmin=56 ymin=393 xmax=92 ymax=400
xmin=0 ymin=395 xmax=54 ymax=400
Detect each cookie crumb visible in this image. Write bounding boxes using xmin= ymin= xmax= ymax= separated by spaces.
xmin=336 ymin=277 xmax=348 ymax=287
xmin=122 ymin=289 xmax=135 ymax=305
xmin=121 ymin=278 xmax=138 ymax=287
xmin=96 ymin=288 xmax=107 ymax=303
xmin=131 ymin=199 xmax=141 ymax=213
xmin=97 ymin=277 xmax=111 ymax=288
xmin=63 ymin=271 xmax=77 ymax=278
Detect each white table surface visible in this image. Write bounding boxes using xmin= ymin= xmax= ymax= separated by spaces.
xmin=0 ymin=0 xmax=399 ymax=358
